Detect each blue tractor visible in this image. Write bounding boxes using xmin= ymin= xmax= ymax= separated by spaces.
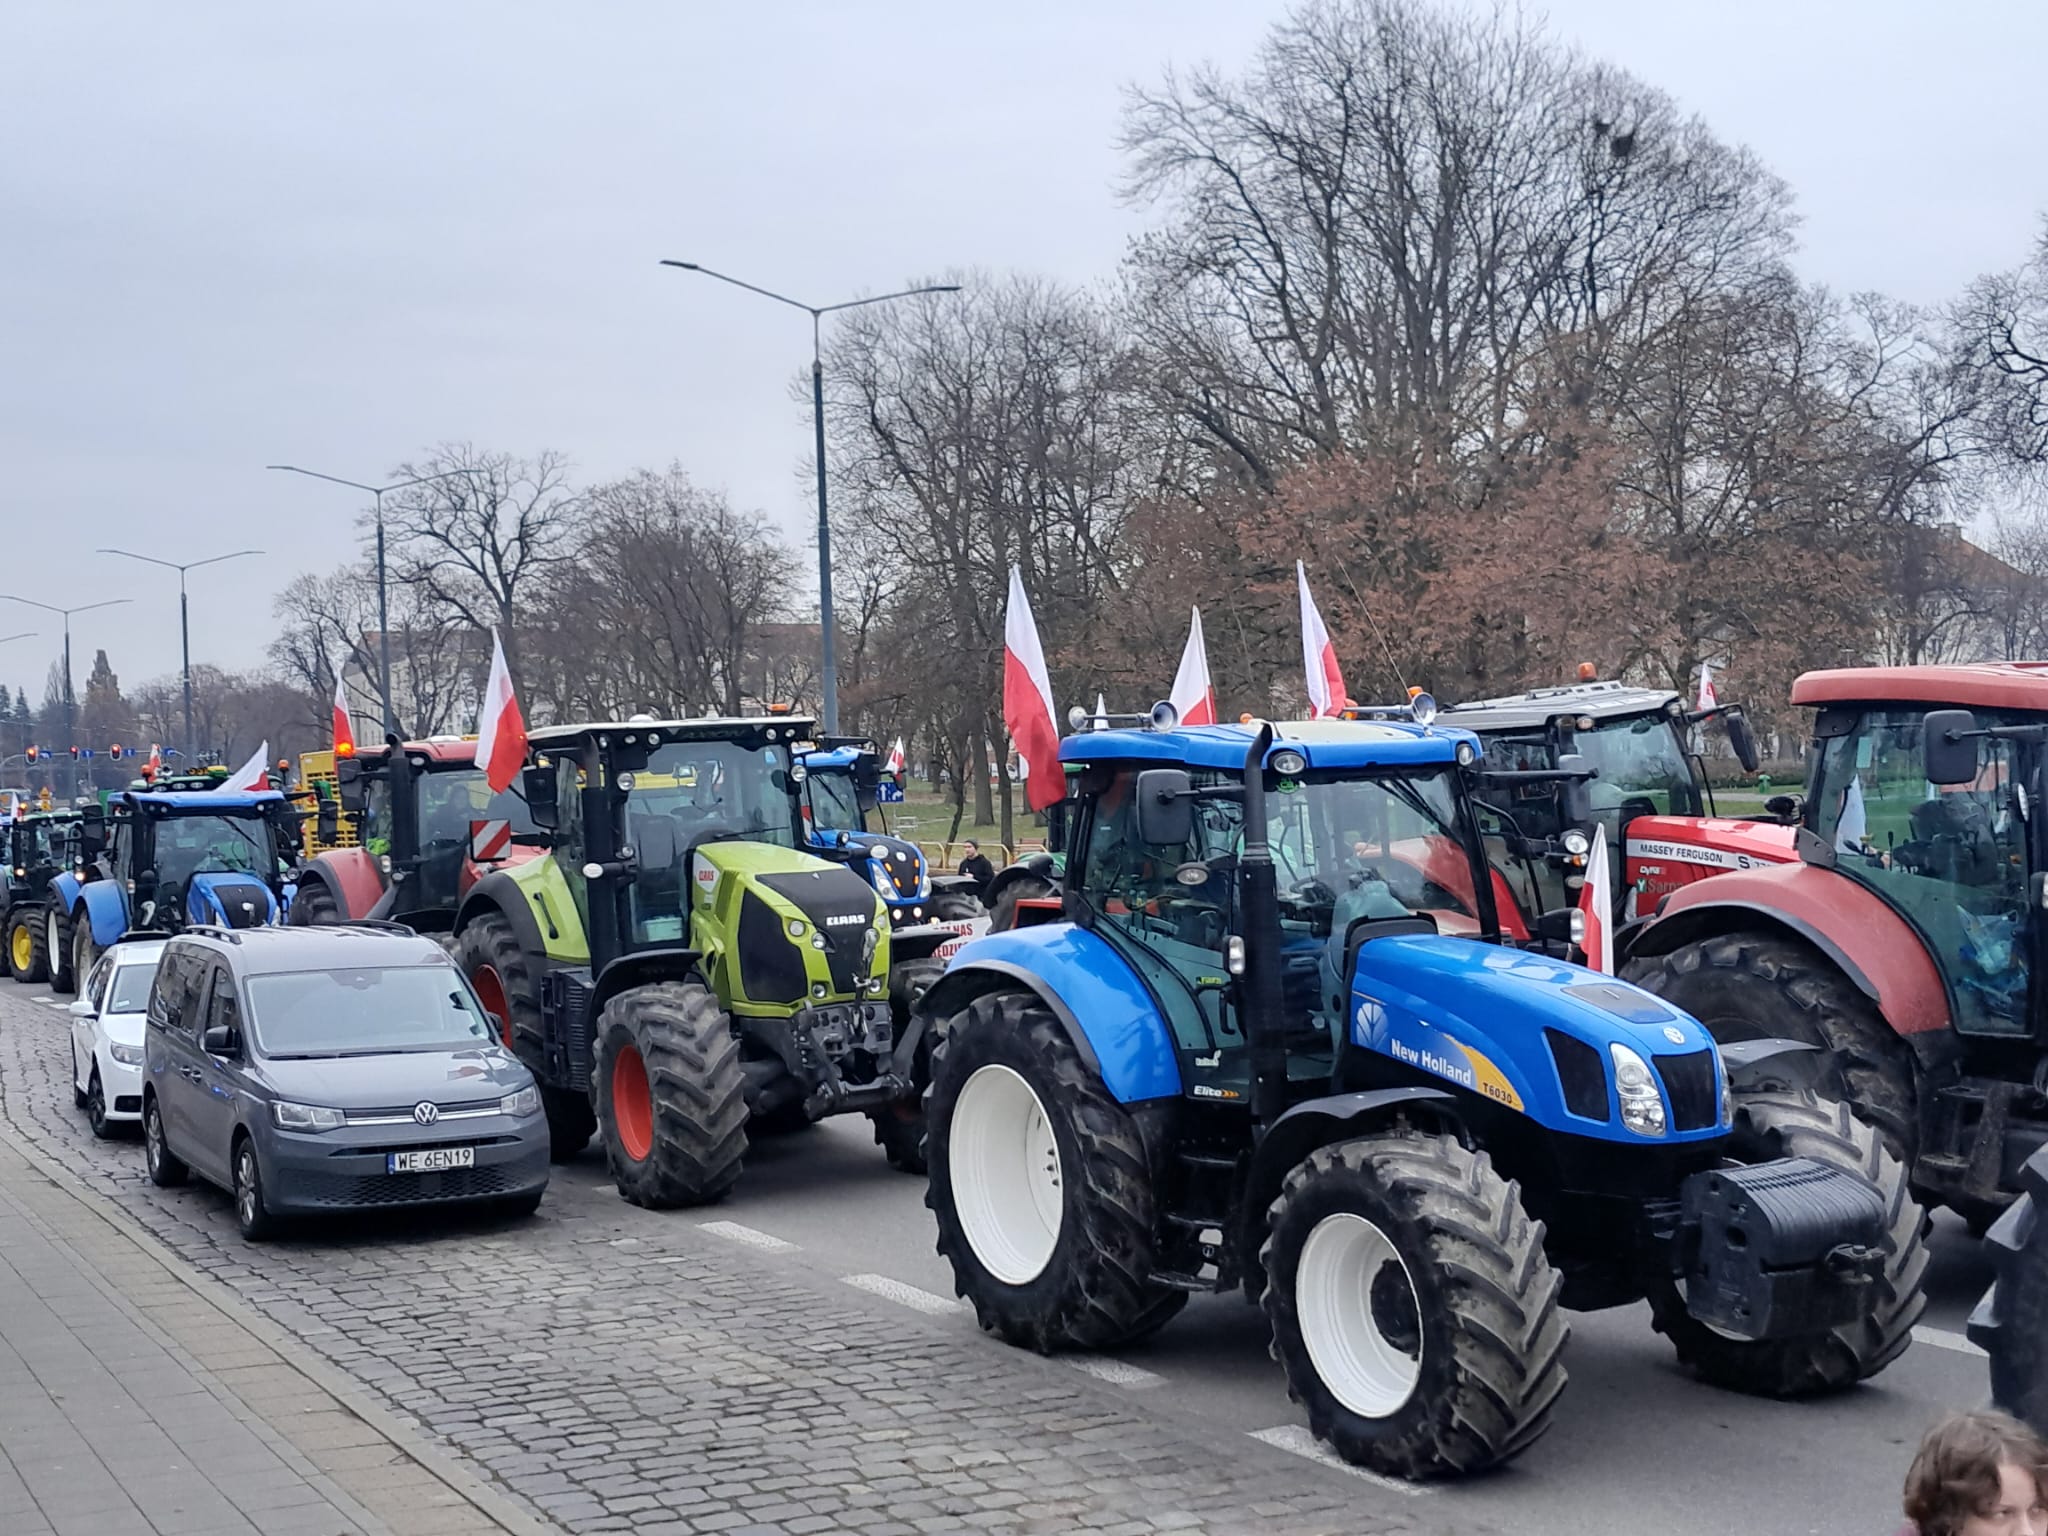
xmin=46 ymin=787 xmax=299 ymax=994
xmin=795 ymin=742 xmax=984 ymax=928
xmin=916 ymin=705 xmax=1928 ymax=1480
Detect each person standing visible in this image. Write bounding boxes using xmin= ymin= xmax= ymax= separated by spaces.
xmin=957 ymin=840 xmax=995 ymax=897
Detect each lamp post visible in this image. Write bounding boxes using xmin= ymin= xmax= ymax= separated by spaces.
xmin=659 ymin=261 xmax=961 ymax=733
xmin=0 ymin=597 xmax=131 ymax=796
xmin=97 ymin=548 xmax=262 ymax=762
xmin=265 ymin=465 xmax=484 ymax=736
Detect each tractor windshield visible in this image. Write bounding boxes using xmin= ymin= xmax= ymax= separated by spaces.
xmin=151 ymin=813 xmax=287 ymax=889
xmin=1268 ymin=770 xmax=1495 ymax=939
xmin=361 ymin=766 xmax=534 ymax=856
xmin=1573 ymin=711 xmax=1706 ymax=829
xmin=805 ymin=769 xmax=864 ymax=834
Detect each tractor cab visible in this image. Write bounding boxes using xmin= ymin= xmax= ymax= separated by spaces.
xmin=1442 ymin=676 xmax=1768 ymax=927
xmin=796 ymin=741 xmax=980 ymax=927
xmin=81 ymin=792 xmax=296 ymax=931
xmin=3 ymin=808 xmax=84 ymax=982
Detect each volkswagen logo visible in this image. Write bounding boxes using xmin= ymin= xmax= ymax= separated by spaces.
xmin=411 ymin=1101 xmax=440 ymax=1126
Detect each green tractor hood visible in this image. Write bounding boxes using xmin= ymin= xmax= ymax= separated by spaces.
xmin=689 ymin=842 xmax=891 ymax=1019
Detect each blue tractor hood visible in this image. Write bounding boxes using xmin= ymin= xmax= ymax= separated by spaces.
xmin=184 ymin=869 xmax=280 ymax=929
xmin=814 ymin=826 xmax=927 ymax=911
xmin=1347 ymin=933 xmax=1726 ymax=1143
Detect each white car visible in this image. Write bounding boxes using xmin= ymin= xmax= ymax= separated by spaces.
xmin=70 ymin=939 xmax=166 ymax=1139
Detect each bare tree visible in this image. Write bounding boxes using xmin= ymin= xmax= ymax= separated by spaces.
xmin=270 ymin=563 xmax=470 ymax=738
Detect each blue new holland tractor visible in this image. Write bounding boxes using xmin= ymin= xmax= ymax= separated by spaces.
xmin=795 ymin=742 xmax=983 ymax=928
xmin=46 ymin=787 xmax=299 ymax=993
xmin=916 ymin=704 xmax=1929 ymax=1480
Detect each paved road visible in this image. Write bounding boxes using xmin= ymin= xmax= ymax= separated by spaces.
xmin=0 ymin=977 xmax=1999 ymax=1535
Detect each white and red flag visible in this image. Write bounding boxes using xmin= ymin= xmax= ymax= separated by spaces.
xmin=1577 ymin=823 xmax=1614 ymax=974
xmin=1696 ymin=662 xmax=1718 ymax=712
xmin=884 ymin=737 xmax=906 ymax=777
xmin=332 ymin=674 xmax=356 ymax=758
xmin=1002 ymin=566 xmax=1063 ymax=812
xmin=474 ymin=629 xmax=528 ymax=795
xmin=1297 ymin=562 xmax=1348 ymax=718
xmin=221 ymin=741 xmax=270 ymax=793
xmin=1170 ymin=606 xmax=1216 ymax=726
xmin=144 ymin=743 xmax=162 ymax=781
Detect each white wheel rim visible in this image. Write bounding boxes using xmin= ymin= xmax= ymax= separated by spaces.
xmin=47 ymin=915 xmax=60 ymax=963
xmin=1297 ymin=1212 xmax=1424 ymax=1419
xmin=949 ymin=1064 xmax=1063 ymax=1285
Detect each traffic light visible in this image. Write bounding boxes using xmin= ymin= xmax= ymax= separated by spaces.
xmin=24 ymin=745 xmax=37 ymax=764
xmin=109 ymin=744 xmax=124 ymax=760
xmin=68 ymin=747 xmax=79 ymax=762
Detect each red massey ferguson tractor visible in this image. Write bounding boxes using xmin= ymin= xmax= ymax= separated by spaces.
xmin=1624 ymin=663 xmax=2048 ymax=1224
xmin=293 ymin=736 xmax=543 ymax=940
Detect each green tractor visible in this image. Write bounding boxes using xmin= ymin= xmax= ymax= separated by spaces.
xmin=451 ymin=715 xmax=914 ymax=1207
xmin=4 ymin=807 xmax=83 ymax=983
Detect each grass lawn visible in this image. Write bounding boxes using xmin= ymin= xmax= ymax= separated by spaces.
xmin=876 ymin=787 xmax=1053 ymax=862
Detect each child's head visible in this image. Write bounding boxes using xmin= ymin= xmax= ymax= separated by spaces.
xmin=1905 ymin=1411 xmax=2048 ymax=1536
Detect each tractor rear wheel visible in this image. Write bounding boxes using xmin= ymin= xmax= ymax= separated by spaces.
xmin=458 ymin=911 xmax=594 ymax=1160
xmin=71 ymin=924 xmax=99 ymax=998
xmin=289 ymin=881 xmax=343 ymax=926
xmin=6 ymin=909 xmax=47 ymax=984
xmin=46 ymin=903 xmax=75 ymax=994
xmin=1261 ymin=1131 xmax=1568 ymax=1480
xmin=1647 ymin=1089 xmax=1928 ymax=1396
xmin=590 ymin=980 xmax=748 ymax=1209
xmin=987 ymin=874 xmax=1055 ymax=934
xmin=926 ymin=989 xmax=1186 ymax=1350
xmin=1624 ymin=934 xmax=1917 ymax=1167
xmin=1972 ymin=1148 xmax=2048 ymax=1433
xmin=930 ymin=890 xmax=982 ymax=922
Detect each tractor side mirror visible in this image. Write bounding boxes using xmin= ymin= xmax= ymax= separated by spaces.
xmin=336 ymin=761 xmax=367 ymax=814
xmin=1556 ymin=754 xmax=1595 ymax=829
xmin=77 ymin=814 xmax=106 ymax=859
xmin=316 ymin=800 xmax=338 ymax=845
xmin=522 ymin=764 xmax=559 ymax=829
xmin=1922 ymin=710 xmax=1981 ymax=786
xmin=1721 ymin=707 xmax=1760 ymax=774
xmin=1134 ymin=769 xmax=1194 ymax=848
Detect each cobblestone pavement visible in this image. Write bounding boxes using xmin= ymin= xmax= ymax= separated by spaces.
xmin=0 ymin=984 xmax=1461 ymax=1536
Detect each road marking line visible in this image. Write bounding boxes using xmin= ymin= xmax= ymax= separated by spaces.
xmin=1249 ymin=1425 xmax=1427 ymax=1496
xmin=40 ymin=999 xmax=68 ymax=1010
xmin=1914 ymin=1325 xmax=1988 ymax=1359
xmin=840 ymin=1273 xmax=965 ymax=1316
xmin=1062 ymin=1356 xmax=1162 ymax=1388
xmin=697 ymin=1220 xmax=797 ymax=1253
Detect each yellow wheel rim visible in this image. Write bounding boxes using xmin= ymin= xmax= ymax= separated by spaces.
xmin=8 ymin=923 xmax=29 ymax=972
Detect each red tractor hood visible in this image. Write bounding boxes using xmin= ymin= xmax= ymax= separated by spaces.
xmin=1621 ymin=815 xmax=1796 ymax=921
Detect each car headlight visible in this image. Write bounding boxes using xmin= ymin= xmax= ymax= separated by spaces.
xmin=108 ymin=1042 xmax=143 ymax=1066
xmin=272 ymin=1100 xmax=346 ymax=1133
xmin=500 ymin=1085 xmax=541 ymax=1118
xmin=1609 ymin=1044 xmax=1667 ymax=1137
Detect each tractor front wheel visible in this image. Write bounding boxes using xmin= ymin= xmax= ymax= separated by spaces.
xmin=46 ymin=904 xmax=75 ymax=994
xmin=289 ymin=880 xmax=343 ymax=926
xmin=1261 ymin=1131 xmax=1569 ymax=1480
xmin=590 ymin=980 xmax=747 ymax=1210
xmin=1647 ymin=1089 xmax=1928 ymax=1396
xmin=930 ymin=890 xmax=982 ymax=922
xmin=926 ymin=989 xmax=1186 ymax=1351
xmin=6 ymin=909 xmax=47 ymax=984
xmin=71 ymin=923 xmax=99 ymax=997
xmin=458 ymin=911 xmax=594 ymax=1160
xmin=1624 ymin=934 xmax=1917 ymax=1168
xmin=987 ymin=874 xmax=1056 ymax=934
xmin=1972 ymin=1148 xmax=2048 ymax=1433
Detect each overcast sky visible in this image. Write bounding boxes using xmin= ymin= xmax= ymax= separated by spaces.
xmin=4 ymin=1 xmax=2044 ymax=713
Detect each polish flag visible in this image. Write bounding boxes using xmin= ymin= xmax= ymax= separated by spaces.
xmin=1298 ymin=562 xmax=1348 ymax=717
xmin=884 ymin=737 xmax=906 ymax=777
xmin=1170 ymin=607 xmax=1216 ymax=726
xmin=144 ymin=743 xmax=161 ymax=782
xmin=1002 ymin=566 xmax=1063 ymax=812
xmin=1577 ymin=823 xmax=1614 ymax=974
xmin=332 ymin=674 xmax=356 ymax=759
xmin=474 ymin=629 xmax=528 ymax=794
xmin=1093 ymin=693 xmax=1109 ymax=731
xmin=1696 ymin=662 xmax=1718 ymax=712
xmin=221 ymin=741 xmax=270 ymax=793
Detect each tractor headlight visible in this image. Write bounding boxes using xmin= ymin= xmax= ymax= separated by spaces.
xmin=1567 ymin=908 xmax=1587 ymax=948
xmin=1561 ymin=829 xmax=1590 ymax=857
xmin=811 ymin=982 xmax=828 ymax=999
xmin=786 ymin=918 xmax=807 ymax=938
xmin=810 ymin=932 xmax=827 ymax=950
xmin=1455 ymin=741 xmax=1476 ymax=766
xmin=1609 ymin=1044 xmax=1667 ymax=1137
xmin=870 ymin=865 xmax=893 ymax=898
xmin=1716 ymin=1052 xmax=1735 ymax=1129
xmin=867 ymin=975 xmax=887 ymax=997
xmin=1270 ymin=750 xmax=1306 ymax=777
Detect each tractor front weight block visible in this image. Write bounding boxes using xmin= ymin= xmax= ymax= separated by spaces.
xmin=1674 ymin=1157 xmax=1887 ymax=1340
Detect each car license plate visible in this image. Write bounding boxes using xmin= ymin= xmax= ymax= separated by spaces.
xmin=388 ymin=1147 xmax=475 ymax=1173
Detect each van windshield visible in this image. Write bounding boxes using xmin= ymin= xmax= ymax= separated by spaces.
xmin=245 ymin=966 xmax=494 ymax=1057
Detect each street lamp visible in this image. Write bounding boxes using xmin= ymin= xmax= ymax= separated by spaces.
xmin=0 ymin=596 xmax=131 ymax=790
xmin=97 ymin=548 xmax=262 ymax=762
xmin=264 ymin=464 xmax=481 ymax=736
xmin=660 ymin=260 xmax=961 ymax=733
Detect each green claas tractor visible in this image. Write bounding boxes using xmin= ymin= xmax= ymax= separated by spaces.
xmin=451 ymin=716 xmax=912 ymax=1206
xmin=5 ymin=807 xmax=83 ymax=983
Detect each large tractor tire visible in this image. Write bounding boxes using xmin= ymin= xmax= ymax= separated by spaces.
xmin=458 ymin=911 xmax=594 ymax=1160
xmin=1624 ymin=933 xmax=1917 ymax=1168
xmin=926 ymin=989 xmax=1187 ymax=1351
xmin=930 ymin=889 xmax=983 ymax=922
xmin=6 ymin=908 xmax=48 ymax=984
xmin=590 ymin=980 xmax=747 ymax=1209
xmin=289 ymin=881 xmax=344 ymax=926
xmin=1648 ymin=1089 xmax=1928 ymax=1397
xmin=1261 ymin=1131 xmax=1568 ymax=1480
xmin=1971 ymin=1147 xmax=2048 ymax=1434
xmin=987 ymin=873 xmax=1056 ymax=934
xmin=46 ymin=902 xmax=75 ymax=994
xmin=71 ymin=922 xmax=100 ymax=999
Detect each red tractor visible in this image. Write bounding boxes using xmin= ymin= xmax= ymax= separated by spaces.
xmin=293 ymin=735 xmax=543 ymax=939
xmin=1624 ymin=663 xmax=2048 ymax=1224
